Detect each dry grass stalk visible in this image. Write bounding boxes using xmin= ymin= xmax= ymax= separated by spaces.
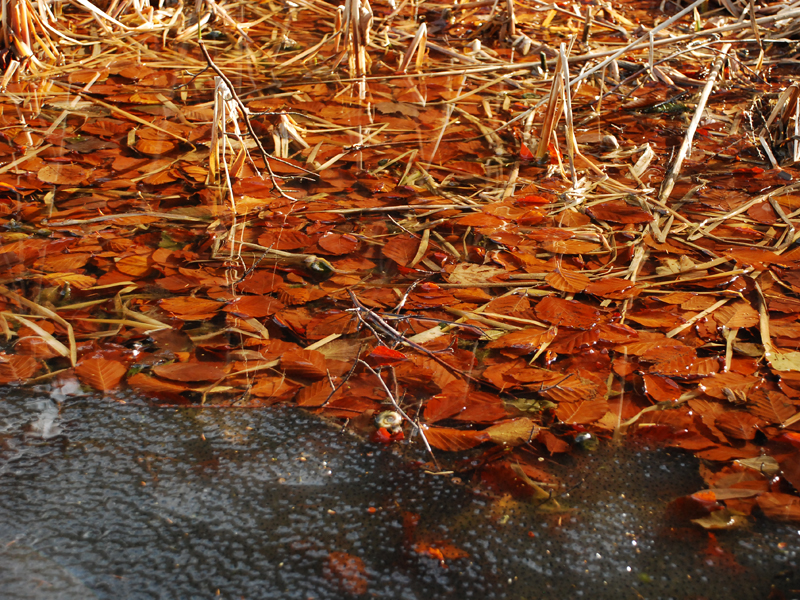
xmin=658 ymin=43 xmax=732 ymax=203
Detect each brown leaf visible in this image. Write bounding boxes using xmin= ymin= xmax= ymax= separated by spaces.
xmin=756 ymin=492 xmax=800 ymax=521
xmin=0 ymin=355 xmax=39 ymax=384
xmin=37 ymin=164 xmax=90 ymax=185
xmin=541 ymin=239 xmax=601 ymax=254
xmin=382 ymin=234 xmax=419 ymax=267
xmin=281 ymin=349 xmax=327 ymax=379
xmin=555 ymin=398 xmax=609 ymax=425
xmin=486 ymin=327 xmax=557 ymax=354
xmin=534 ymin=296 xmax=599 ymax=329
xmin=152 ymin=362 xmax=228 ymax=382
xmin=159 ymin=297 xmax=224 ymax=319
xmin=714 ymin=301 xmax=759 ymax=328
xmin=75 ymin=358 xmax=127 ymax=391
xmin=224 ymin=296 xmax=284 ymax=318
xmin=237 ymin=270 xmax=284 ymax=295
xmin=485 ymin=418 xmax=538 ymax=446
xmin=642 ymin=374 xmax=682 ymax=402
xmin=317 ymin=232 xmax=358 ymax=255
xmin=749 ymin=390 xmax=796 ymax=425
xmin=296 ymin=378 xmax=341 ymax=406
xmin=586 ymin=200 xmax=653 ymax=223
xmin=715 ymin=411 xmax=762 ymax=440
xmin=423 ymin=426 xmax=489 ymax=451
xmin=585 ymin=277 xmax=642 ymax=299
xmin=545 ymin=268 xmax=589 ymax=293
xmin=652 ymin=355 xmax=719 ymax=379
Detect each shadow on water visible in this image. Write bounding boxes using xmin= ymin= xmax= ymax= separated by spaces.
xmin=0 ymin=385 xmax=798 ymax=600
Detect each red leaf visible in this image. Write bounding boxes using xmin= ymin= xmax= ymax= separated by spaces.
xmin=423 ymin=426 xmax=489 ymax=451
xmin=756 ymin=492 xmax=800 ymax=521
xmin=317 ymin=232 xmax=358 ymax=255
xmin=152 ymin=362 xmax=228 ymax=382
xmin=224 ymin=296 xmax=284 ymax=318
xmin=486 ymin=327 xmax=557 ymax=354
xmin=281 ymin=349 xmax=328 ymax=380
xmin=534 ymin=296 xmax=600 ymax=330
xmin=159 ymin=297 xmax=224 ymax=319
xmin=555 ymin=398 xmax=608 ymax=425
xmin=0 ymin=355 xmax=39 ymax=384
xmin=366 ymin=345 xmax=407 ymax=367
xmin=382 ymin=234 xmax=419 ymax=267
xmin=586 ymin=200 xmax=653 ymax=224
xmin=642 ymin=374 xmax=682 ymax=402
xmin=715 ymin=412 xmax=762 ymax=440
xmin=75 ymin=358 xmax=127 ymax=391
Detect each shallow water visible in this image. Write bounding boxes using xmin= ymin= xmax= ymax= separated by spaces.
xmin=0 ymin=385 xmax=798 ymax=600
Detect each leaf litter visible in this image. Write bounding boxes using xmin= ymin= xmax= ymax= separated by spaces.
xmin=0 ymin=0 xmax=798 ymax=547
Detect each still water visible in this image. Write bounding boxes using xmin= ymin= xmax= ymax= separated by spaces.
xmin=0 ymin=384 xmax=798 ymax=600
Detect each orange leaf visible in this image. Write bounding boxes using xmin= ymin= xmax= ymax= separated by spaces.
xmin=382 ymin=234 xmax=419 ymax=267
xmin=715 ymin=411 xmax=762 ymax=440
xmin=555 ymin=398 xmax=608 ymax=425
xmin=296 ymin=378 xmax=341 ymax=406
xmin=485 ymin=417 xmax=538 ymax=446
xmin=75 ymin=358 xmax=127 ymax=391
xmin=749 ymin=390 xmax=796 ymax=425
xmin=223 ymin=296 xmax=284 ymax=318
xmin=541 ymin=239 xmax=601 ymax=254
xmin=366 ymin=345 xmax=407 ymax=367
xmin=152 ymin=362 xmax=228 ymax=382
xmin=116 ymin=254 xmax=152 ymax=277
xmin=545 ymin=268 xmax=589 ymax=293
xmin=159 ymin=297 xmax=224 ymax=319
xmin=534 ymin=296 xmax=599 ymax=329
xmin=642 ymin=374 xmax=682 ymax=402
xmin=128 ymin=372 xmax=190 ymax=397
xmin=317 ymin=232 xmax=358 ymax=255
xmin=587 ymin=200 xmax=653 ymax=223
xmin=486 ymin=326 xmax=557 ymax=354
xmin=37 ymin=164 xmax=90 ymax=185
xmin=0 ymin=355 xmax=39 ymax=384
xmin=281 ymin=349 xmax=327 ymax=379
xmin=756 ymin=492 xmax=800 ymax=521
xmin=423 ymin=426 xmax=489 ymax=451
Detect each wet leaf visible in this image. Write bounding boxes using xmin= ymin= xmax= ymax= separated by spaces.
xmin=756 ymin=493 xmax=800 ymax=521
xmin=75 ymin=358 xmax=127 ymax=391
xmin=152 ymin=362 xmax=228 ymax=383
xmin=545 ymin=268 xmax=589 ymax=293
xmin=485 ymin=418 xmax=538 ymax=446
xmin=423 ymin=426 xmax=489 ymax=451
xmin=534 ymin=296 xmax=600 ymax=329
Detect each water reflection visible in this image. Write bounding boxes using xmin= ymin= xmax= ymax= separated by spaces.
xmin=0 ymin=387 xmax=797 ymax=599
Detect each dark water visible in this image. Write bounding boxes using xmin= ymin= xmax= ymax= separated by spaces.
xmin=0 ymin=384 xmax=798 ymax=600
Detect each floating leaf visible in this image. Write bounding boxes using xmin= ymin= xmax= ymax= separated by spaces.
xmin=0 ymin=355 xmax=38 ymax=384
xmin=756 ymin=493 xmax=800 ymax=521
xmin=715 ymin=411 xmax=762 ymax=440
xmin=75 ymin=358 xmax=127 ymax=391
xmin=485 ymin=418 xmax=538 ymax=446
xmin=545 ymin=268 xmax=589 ymax=293
xmin=37 ymin=164 xmax=90 ymax=185
xmin=366 ymin=345 xmax=407 ymax=367
xmin=534 ymin=296 xmax=600 ymax=329
xmin=152 ymin=362 xmax=228 ymax=382
xmin=159 ymin=297 xmax=224 ymax=319
xmin=423 ymin=426 xmax=489 ymax=451
xmin=281 ymin=349 xmax=327 ymax=379
xmin=555 ymin=398 xmax=608 ymax=425
xmin=587 ymin=200 xmax=653 ymax=223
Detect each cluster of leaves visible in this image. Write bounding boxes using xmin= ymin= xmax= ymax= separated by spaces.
xmin=0 ymin=0 xmax=799 ymax=528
